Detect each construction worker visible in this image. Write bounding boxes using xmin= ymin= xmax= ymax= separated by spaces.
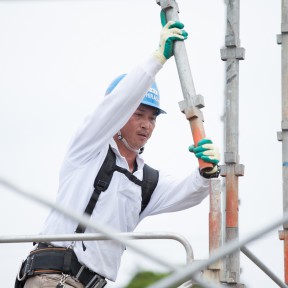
xmin=15 ymin=19 xmax=220 ymax=288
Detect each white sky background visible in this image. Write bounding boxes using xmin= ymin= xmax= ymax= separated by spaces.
xmin=0 ymin=0 xmax=283 ymax=287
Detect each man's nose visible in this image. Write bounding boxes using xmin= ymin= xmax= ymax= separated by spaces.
xmin=140 ymin=118 xmax=150 ymax=129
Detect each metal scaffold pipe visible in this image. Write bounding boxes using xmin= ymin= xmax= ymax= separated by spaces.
xmin=209 ymin=179 xmax=223 ymax=271
xmin=201 ymin=179 xmax=224 ymax=284
xmin=156 ymin=0 xmax=213 ymax=172
xmin=0 ymin=178 xmax=178 ymax=272
xmin=0 ymin=232 xmax=194 ymax=264
xmin=220 ymin=0 xmax=245 ymax=284
xmin=148 ymin=213 xmax=288 ymax=288
xmin=277 ymin=0 xmax=288 ymax=284
xmin=241 ymin=246 xmax=288 ymax=288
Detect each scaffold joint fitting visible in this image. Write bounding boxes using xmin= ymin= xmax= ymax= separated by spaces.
xmin=156 ymin=0 xmax=179 ymax=13
xmin=220 ymin=47 xmax=245 ymax=61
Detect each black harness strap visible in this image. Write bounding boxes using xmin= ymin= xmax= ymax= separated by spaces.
xmin=141 ymin=163 xmax=159 ymax=213
xmin=75 ymin=147 xmax=116 ymax=234
xmin=75 ymin=146 xmax=159 ymax=236
xmin=114 ymin=166 xmax=143 ymax=186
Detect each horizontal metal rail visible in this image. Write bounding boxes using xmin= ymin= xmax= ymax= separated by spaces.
xmin=0 ymin=178 xmax=179 ymax=271
xmin=0 ymin=232 xmax=194 ymax=264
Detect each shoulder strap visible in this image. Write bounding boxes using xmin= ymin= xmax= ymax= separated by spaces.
xmin=140 ymin=164 xmax=159 ymax=213
xmin=75 ymin=146 xmax=159 ymax=235
xmin=75 ymin=146 xmax=116 ymax=234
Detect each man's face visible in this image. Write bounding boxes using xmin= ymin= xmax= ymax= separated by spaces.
xmin=120 ymin=104 xmax=157 ymax=150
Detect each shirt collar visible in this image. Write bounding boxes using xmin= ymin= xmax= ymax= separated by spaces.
xmin=109 ymin=139 xmax=145 ymax=170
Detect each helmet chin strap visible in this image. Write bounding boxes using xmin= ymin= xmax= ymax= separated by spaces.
xmin=117 ymin=131 xmax=144 ymax=154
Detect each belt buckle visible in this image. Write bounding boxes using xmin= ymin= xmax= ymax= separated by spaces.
xmin=76 ymin=265 xmax=107 ymax=288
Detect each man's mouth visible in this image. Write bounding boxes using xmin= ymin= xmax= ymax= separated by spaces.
xmin=137 ymin=133 xmax=148 ymax=140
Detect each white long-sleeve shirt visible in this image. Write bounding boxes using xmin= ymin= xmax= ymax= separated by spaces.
xmin=41 ymin=55 xmax=210 ymax=281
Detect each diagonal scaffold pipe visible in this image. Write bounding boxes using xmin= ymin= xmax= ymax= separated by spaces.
xmin=147 ymin=212 xmax=288 ymax=288
xmin=156 ymin=0 xmax=213 ymax=172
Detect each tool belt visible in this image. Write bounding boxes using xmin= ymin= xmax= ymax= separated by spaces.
xmin=15 ymin=243 xmax=107 ymax=288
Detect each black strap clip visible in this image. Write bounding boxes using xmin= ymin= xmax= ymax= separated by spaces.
xmin=96 ymin=180 xmax=107 ymax=191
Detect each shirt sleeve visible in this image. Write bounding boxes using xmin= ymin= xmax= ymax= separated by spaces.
xmin=139 ymin=168 xmax=210 ymax=220
xmin=62 ymin=55 xmax=163 ymax=168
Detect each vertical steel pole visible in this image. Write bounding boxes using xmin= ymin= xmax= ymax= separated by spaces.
xmin=220 ymin=0 xmax=245 ymax=285
xmin=277 ymin=0 xmax=288 ymax=284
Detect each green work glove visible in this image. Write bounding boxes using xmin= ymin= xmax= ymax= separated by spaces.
xmin=189 ymin=139 xmax=220 ymax=166
xmin=153 ymin=11 xmax=188 ymax=64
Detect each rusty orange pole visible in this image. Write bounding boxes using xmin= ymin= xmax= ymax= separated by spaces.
xmin=279 ymin=231 xmax=288 ymax=283
xmin=201 ymin=179 xmax=223 ymax=283
xmin=225 ymin=168 xmax=239 ymax=228
xmin=209 ymin=179 xmax=223 ymax=270
xmin=156 ymin=0 xmax=213 ymax=172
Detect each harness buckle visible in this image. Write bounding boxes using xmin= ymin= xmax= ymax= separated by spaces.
xmin=85 ymin=274 xmax=107 ymax=288
xmin=96 ymin=180 xmax=107 ymax=191
xmin=93 ymin=278 xmax=107 ymax=288
xmin=76 ymin=265 xmax=107 ymax=288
